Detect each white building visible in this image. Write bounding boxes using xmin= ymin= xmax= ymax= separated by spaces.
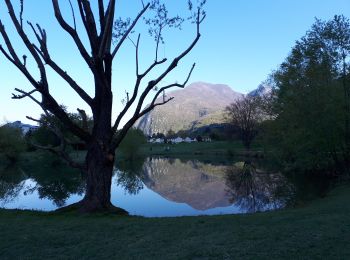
xmin=6 ymin=121 xmax=38 ymax=134
xmin=171 ymin=137 xmax=183 ymax=143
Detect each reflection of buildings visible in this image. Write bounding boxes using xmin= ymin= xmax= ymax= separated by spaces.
xmin=141 ymin=158 xmax=232 ymax=210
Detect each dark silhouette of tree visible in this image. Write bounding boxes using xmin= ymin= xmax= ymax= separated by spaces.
xmin=268 ymin=15 xmax=350 ymax=173
xmin=225 ymin=161 xmax=294 ymax=213
xmin=225 ymin=96 xmax=263 ymax=150
xmin=0 ymin=0 xmax=205 ymax=212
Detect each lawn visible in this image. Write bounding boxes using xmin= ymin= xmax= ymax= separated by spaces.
xmin=0 ymin=184 xmax=349 ymax=259
xmin=138 ymin=141 xmax=263 ymax=158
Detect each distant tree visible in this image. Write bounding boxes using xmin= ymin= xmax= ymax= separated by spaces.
xmin=177 ymin=130 xmax=188 ymax=138
xmin=196 ymin=135 xmax=203 ymax=142
xmin=225 ymin=96 xmax=263 ymax=149
xmin=118 ymin=128 xmax=147 ymax=160
xmin=268 ymin=15 xmax=350 ymax=173
xmin=0 ymin=0 xmax=206 ymax=212
xmin=0 ymin=125 xmax=26 ymax=163
xmin=166 ymin=129 xmax=175 ymax=139
xmin=28 ymin=108 xmax=93 ymax=150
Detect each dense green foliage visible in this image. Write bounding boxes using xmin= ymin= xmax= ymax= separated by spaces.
xmin=0 ymin=184 xmax=349 ymax=259
xmin=265 ymin=15 xmax=350 ymax=174
xmin=28 ymin=108 xmax=92 ymax=149
xmin=118 ymin=128 xmax=147 ymax=160
xmin=0 ymin=125 xmax=26 ymax=163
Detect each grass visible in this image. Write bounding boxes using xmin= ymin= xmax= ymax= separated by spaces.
xmin=138 ymin=141 xmax=263 ymax=158
xmin=0 ymin=184 xmax=349 ymax=259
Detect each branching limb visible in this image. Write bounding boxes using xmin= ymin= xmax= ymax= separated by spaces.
xmin=77 ymin=0 xmax=99 ymax=54
xmin=4 ymin=0 xmax=48 ymax=88
xmin=111 ymin=63 xmax=195 ymax=151
xmin=0 ymin=21 xmax=40 ymax=88
xmin=68 ymin=0 xmax=77 ymax=30
xmin=26 ymin=116 xmax=86 ymax=171
xmin=52 ymin=0 xmax=92 ymax=67
xmin=98 ymin=0 xmax=115 ymax=57
xmin=112 ymin=5 xmax=205 ymax=134
xmin=112 ymin=3 xmax=150 ymax=59
xmin=27 ymin=22 xmax=93 ymax=106
xmin=1 ymin=1 xmax=91 ymax=142
xmin=132 ymin=8 xmax=204 ymax=121
xmin=112 ymin=33 xmax=167 ymax=132
xmin=98 ymin=0 xmax=105 ymax=30
xmin=77 ymin=108 xmax=88 ymax=131
xmin=12 ymin=88 xmax=38 ymax=99
xmin=150 ymin=63 xmax=195 ymax=105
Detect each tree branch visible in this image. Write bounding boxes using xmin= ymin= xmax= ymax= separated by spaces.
xmin=27 ymin=22 xmax=94 ymax=106
xmin=68 ymin=0 xmax=77 ymax=31
xmin=111 ymin=39 xmax=167 ymax=132
xmin=52 ymin=0 xmax=92 ymax=68
xmin=112 ymin=5 xmax=205 ymax=135
xmin=26 ymin=116 xmax=86 ymax=171
xmin=112 ymin=3 xmax=150 ymax=59
xmin=150 ymin=63 xmax=195 ymax=105
xmin=98 ymin=0 xmax=105 ymax=30
xmin=131 ymin=9 xmax=204 ymax=122
xmin=4 ymin=0 xmax=48 ymax=88
xmin=98 ymin=0 xmax=115 ymax=57
xmin=111 ymin=63 xmax=195 ymax=150
xmin=77 ymin=0 xmax=99 ymax=54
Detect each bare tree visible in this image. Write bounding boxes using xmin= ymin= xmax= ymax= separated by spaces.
xmin=225 ymin=96 xmax=263 ymax=150
xmin=0 ymin=0 xmax=205 ymax=213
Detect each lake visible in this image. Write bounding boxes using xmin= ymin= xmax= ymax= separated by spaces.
xmin=0 ymin=156 xmax=328 ymax=217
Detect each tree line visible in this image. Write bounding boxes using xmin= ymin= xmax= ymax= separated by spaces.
xmin=226 ymin=15 xmax=350 ymax=176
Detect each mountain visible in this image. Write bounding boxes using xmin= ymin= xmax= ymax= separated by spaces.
xmin=136 ymin=82 xmax=243 ymax=135
xmin=248 ymin=83 xmax=272 ymax=97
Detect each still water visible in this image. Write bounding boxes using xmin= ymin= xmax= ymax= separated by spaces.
xmin=0 ymin=156 xmax=315 ymax=217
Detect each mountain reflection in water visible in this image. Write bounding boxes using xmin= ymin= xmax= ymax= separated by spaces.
xmin=1 ymin=157 xmax=297 ymax=216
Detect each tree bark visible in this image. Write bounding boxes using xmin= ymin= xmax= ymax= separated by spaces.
xmin=80 ymin=141 xmax=114 ymax=212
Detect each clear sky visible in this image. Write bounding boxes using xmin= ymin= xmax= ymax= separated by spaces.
xmin=0 ymin=0 xmax=349 ymax=125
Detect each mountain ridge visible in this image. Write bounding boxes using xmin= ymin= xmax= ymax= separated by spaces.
xmin=136 ymin=81 xmax=266 ymax=136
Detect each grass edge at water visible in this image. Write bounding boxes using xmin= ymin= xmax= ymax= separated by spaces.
xmin=0 ymin=183 xmax=349 ymax=259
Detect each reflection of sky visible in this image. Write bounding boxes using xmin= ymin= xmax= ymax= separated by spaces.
xmin=0 ymin=160 xmax=291 ymax=217
xmin=1 ymin=176 xmax=244 ymax=216
xmin=1 ymin=179 xmax=80 ymax=211
xmin=112 ymin=181 xmax=242 ymax=217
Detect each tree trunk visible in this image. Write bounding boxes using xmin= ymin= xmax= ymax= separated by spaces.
xmin=77 ymin=141 xmax=127 ymax=214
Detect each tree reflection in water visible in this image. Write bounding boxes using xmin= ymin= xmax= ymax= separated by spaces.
xmin=1 ymin=155 xmax=298 ymax=215
xmin=225 ymin=161 xmax=295 ymax=213
xmin=0 ymin=165 xmax=26 ymax=206
xmin=0 ymin=155 xmax=85 ymax=208
xmin=114 ymin=157 xmax=145 ymax=195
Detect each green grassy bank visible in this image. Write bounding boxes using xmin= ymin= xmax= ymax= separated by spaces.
xmin=0 ymin=184 xmax=349 ymax=259
xmin=138 ymin=141 xmax=263 ymax=158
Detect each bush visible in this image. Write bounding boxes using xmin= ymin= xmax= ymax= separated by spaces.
xmin=118 ymin=128 xmax=147 ymax=160
xmin=0 ymin=126 xmax=26 ymax=163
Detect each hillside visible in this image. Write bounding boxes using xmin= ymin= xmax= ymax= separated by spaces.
xmin=136 ymin=82 xmax=243 ymax=135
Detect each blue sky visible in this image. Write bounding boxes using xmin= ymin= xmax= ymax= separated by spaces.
xmin=0 ymin=0 xmax=349 ymax=125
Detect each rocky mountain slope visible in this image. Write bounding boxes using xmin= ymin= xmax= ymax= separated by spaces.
xmin=136 ymin=82 xmax=243 ymax=135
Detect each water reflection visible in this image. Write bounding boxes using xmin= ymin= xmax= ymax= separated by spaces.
xmin=225 ymin=161 xmax=295 ymax=213
xmin=0 ymin=156 xmax=85 ymax=208
xmin=140 ymin=158 xmax=232 ymax=210
xmin=0 ymin=166 xmax=26 ymax=205
xmin=0 ymin=156 xmax=306 ymax=216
